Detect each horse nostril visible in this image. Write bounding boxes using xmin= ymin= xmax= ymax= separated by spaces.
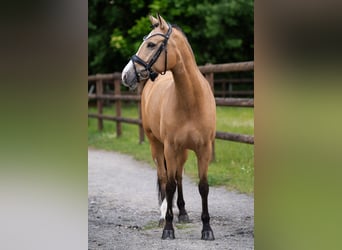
xmin=123 ymin=74 xmax=127 ymax=83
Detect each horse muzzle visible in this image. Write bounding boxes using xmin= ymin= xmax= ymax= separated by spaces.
xmin=121 ymin=60 xmax=139 ymax=90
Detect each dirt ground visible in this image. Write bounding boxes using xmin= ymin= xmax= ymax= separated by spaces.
xmin=88 ymin=148 xmax=254 ymax=250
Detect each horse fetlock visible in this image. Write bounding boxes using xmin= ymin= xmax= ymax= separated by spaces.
xmin=201 ymin=213 xmax=210 ymax=224
xmin=178 ymin=213 xmax=190 ymax=223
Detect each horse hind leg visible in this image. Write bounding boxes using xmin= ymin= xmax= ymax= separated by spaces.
xmin=176 ymin=150 xmax=190 ymax=223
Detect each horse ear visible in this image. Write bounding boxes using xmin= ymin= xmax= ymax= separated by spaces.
xmin=157 ymin=13 xmax=167 ymax=30
xmin=149 ymin=15 xmax=158 ymax=26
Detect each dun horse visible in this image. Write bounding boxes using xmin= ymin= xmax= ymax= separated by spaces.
xmin=122 ymin=14 xmax=216 ymax=241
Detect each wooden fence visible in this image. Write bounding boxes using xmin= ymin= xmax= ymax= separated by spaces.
xmin=88 ymin=61 xmax=254 ymax=150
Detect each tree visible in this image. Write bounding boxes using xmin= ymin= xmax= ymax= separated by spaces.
xmin=88 ymin=0 xmax=254 ymax=74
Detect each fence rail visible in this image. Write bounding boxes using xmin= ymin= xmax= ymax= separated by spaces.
xmin=89 ymin=94 xmax=253 ymax=107
xmin=198 ymin=61 xmax=254 ymax=73
xmin=88 ymin=61 xmax=254 ymax=147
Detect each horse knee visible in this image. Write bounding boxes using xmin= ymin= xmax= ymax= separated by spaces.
xmin=198 ymin=179 xmax=209 ymax=197
xmin=166 ymin=179 xmax=176 ymax=195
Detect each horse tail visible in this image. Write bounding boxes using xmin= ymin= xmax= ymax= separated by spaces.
xmin=157 ymin=157 xmax=167 ymax=205
xmin=157 ymin=177 xmax=162 ymax=205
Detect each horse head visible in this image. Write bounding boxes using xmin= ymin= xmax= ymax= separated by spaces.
xmin=121 ymin=14 xmax=177 ymax=90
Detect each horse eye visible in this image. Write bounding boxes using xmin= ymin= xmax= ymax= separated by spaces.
xmin=147 ymin=42 xmax=156 ymax=48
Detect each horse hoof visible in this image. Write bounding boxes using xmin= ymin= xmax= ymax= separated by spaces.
xmin=178 ymin=214 xmax=190 ymax=223
xmin=201 ymin=229 xmax=215 ymax=241
xmin=158 ymin=218 xmax=165 ymax=227
xmin=161 ymin=229 xmax=175 ymax=240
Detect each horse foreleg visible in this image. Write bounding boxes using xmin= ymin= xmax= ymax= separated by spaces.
xmin=149 ymin=139 xmax=167 ymax=226
xmin=161 ymin=144 xmax=177 ymax=240
xmin=162 ymin=176 xmax=176 ymax=239
xmin=176 ymin=177 xmax=190 ymax=223
xmin=157 ymin=159 xmax=167 ymax=226
xmin=196 ymin=144 xmax=215 ymax=241
xmin=198 ymin=178 xmax=214 ymax=240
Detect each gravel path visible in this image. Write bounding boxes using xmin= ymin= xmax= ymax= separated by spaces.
xmin=88 ymin=148 xmax=254 ymax=250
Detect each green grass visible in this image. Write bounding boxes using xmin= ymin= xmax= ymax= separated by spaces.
xmin=88 ymin=103 xmax=254 ymax=194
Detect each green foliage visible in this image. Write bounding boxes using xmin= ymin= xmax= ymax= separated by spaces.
xmin=88 ymin=0 xmax=254 ymax=74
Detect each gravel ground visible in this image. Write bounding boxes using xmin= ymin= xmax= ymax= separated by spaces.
xmin=88 ymin=148 xmax=254 ymax=250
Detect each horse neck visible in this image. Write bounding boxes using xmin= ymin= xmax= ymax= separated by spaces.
xmin=171 ymin=37 xmax=205 ymax=108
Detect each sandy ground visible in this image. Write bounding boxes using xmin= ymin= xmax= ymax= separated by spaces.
xmin=88 ymin=148 xmax=254 ymax=250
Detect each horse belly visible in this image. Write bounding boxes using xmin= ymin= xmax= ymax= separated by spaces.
xmin=166 ymin=123 xmax=212 ymax=151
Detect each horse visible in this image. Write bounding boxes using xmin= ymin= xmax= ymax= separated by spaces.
xmin=121 ymin=14 xmax=216 ymax=241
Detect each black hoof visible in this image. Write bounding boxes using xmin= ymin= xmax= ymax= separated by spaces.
xmin=178 ymin=214 xmax=190 ymax=223
xmin=162 ymin=229 xmax=175 ymax=240
xmin=201 ymin=229 xmax=215 ymax=241
xmin=158 ymin=218 xmax=165 ymax=227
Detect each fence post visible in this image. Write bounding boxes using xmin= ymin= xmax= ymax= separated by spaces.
xmin=205 ymin=72 xmax=214 ymax=93
xmin=96 ymin=76 xmax=103 ymax=131
xmin=137 ymin=84 xmax=145 ymax=144
xmin=114 ymin=78 xmax=122 ymax=137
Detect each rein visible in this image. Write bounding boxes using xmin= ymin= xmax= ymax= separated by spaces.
xmin=131 ymin=23 xmax=172 ymax=82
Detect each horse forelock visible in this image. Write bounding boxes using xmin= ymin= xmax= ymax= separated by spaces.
xmin=150 ymin=23 xmax=159 ymax=29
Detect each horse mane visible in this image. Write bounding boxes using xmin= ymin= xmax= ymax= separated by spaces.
xmin=150 ymin=22 xmax=187 ymax=39
xmin=171 ymin=24 xmax=196 ymax=62
xmin=148 ymin=22 xmax=196 ymax=64
xmin=171 ymin=24 xmax=187 ymax=39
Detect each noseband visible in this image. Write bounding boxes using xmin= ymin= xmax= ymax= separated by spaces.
xmin=131 ymin=23 xmax=172 ymax=82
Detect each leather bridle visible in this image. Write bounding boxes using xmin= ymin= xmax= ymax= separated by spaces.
xmin=131 ymin=23 xmax=172 ymax=82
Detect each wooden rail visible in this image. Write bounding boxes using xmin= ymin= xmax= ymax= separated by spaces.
xmin=216 ymin=131 xmax=254 ymax=144
xmin=88 ymin=95 xmax=253 ymax=107
xmin=88 ymin=61 xmax=254 ymax=146
xmin=198 ymin=61 xmax=254 ymax=73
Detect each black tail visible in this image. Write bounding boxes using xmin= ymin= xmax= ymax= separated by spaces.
xmin=157 ymin=178 xmax=162 ymax=205
xmin=156 ymin=158 xmax=167 ymax=205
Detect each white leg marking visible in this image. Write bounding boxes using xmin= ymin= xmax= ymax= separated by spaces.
xmin=160 ymin=198 xmax=167 ymax=220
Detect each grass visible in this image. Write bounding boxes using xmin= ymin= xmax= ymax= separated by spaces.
xmin=88 ymin=103 xmax=254 ymax=194
xmin=142 ymin=221 xmax=159 ymax=231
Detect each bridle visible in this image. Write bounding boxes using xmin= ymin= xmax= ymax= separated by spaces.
xmin=131 ymin=23 xmax=172 ymax=82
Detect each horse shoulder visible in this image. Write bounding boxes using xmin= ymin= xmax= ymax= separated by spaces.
xmin=141 ymin=73 xmax=174 ymax=142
